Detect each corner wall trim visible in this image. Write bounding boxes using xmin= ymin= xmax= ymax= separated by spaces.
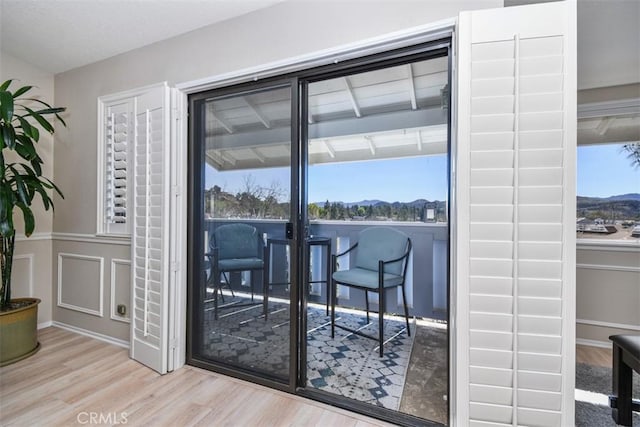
xmin=52 ymin=232 xmax=131 ymax=246
xmin=576 ymin=318 xmax=640 ymax=332
xmin=15 ymin=232 xmax=52 ymax=242
xmin=576 ymin=338 xmax=611 ymax=349
xmin=51 ymin=321 xmax=129 ymax=349
xmin=576 ymin=263 xmax=640 ymax=273
xmin=38 ymin=321 xmax=53 ymax=330
xmin=577 ymin=241 xmax=640 ymax=252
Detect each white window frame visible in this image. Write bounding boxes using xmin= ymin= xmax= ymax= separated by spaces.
xmin=576 ymin=98 xmax=640 ymax=251
xmin=96 ymin=83 xmax=169 ymax=237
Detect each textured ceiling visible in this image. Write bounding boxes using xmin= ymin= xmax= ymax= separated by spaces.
xmin=0 ymin=0 xmax=284 ymax=74
xmin=1 ymin=0 xmax=638 ymax=90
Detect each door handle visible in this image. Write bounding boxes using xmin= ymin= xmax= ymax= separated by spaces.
xmin=286 ymin=222 xmax=294 ymax=239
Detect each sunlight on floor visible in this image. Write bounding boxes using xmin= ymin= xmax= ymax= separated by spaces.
xmin=575 ymin=388 xmax=609 ymax=406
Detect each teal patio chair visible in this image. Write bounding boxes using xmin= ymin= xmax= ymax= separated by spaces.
xmin=206 ymin=223 xmax=267 ymax=319
xmin=330 ymin=226 xmax=412 ymax=357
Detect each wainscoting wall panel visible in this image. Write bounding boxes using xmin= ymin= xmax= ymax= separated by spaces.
xmin=57 ymin=252 xmax=104 ymax=317
xmin=110 ymin=258 xmax=131 ymax=323
xmin=12 ymin=254 xmax=34 ymax=298
xmin=52 ymin=238 xmax=131 ymax=343
xmin=576 ymin=244 xmax=640 ymax=345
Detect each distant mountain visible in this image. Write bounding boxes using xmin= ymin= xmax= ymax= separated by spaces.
xmin=345 ymin=199 xmax=384 ymax=207
xmin=577 ymin=194 xmax=640 ymax=220
xmin=604 ymin=193 xmax=640 ymax=202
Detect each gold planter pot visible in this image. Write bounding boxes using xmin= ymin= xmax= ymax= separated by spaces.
xmin=0 ymin=298 xmax=41 ymax=366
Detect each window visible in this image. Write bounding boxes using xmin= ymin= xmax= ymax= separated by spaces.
xmin=97 ymin=96 xmax=134 ymax=235
xmin=577 ymin=142 xmax=640 ymax=242
xmin=97 ymin=83 xmax=167 ymax=236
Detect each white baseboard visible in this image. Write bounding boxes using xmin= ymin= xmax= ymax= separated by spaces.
xmin=576 ymin=318 xmax=640 ymax=332
xmin=37 ymin=321 xmax=53 ymax=330
xmin=51 ymin=321 xmax=130 ymax=349
xmin=576 ymin=338 xmax=612 ymax=349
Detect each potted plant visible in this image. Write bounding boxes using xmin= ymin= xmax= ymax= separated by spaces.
xmin=0 ymin=79 xmax=65 ymax=366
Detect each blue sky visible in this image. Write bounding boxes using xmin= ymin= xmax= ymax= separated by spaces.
xmin=206 ymin=155 xmax=449 ymax=203
xmin=577 ymin=143 xmax=639 ymax=198
xmin=205 ymin=143 xmax=639 ymax=202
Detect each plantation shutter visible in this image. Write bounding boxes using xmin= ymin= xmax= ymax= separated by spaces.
xmin=130 ymin=83 xmax=171 ymax=374
xmin=455 ymin=2 xmax=576 ymax=426
xmin=103 ymin=100 xmax=134 ymax=234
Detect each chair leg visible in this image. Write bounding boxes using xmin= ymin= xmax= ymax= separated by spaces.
xmin=225 ymin=272 xmax=235 ymax=298
xmin=263 ymin=247 xmax=269 ymax=320
xmin=220 ymin=272 xmax=232 ymax=303
xmin=331 ymin=278 xmax=336 ymax=338
xmin=214 ymin=272 xmax=220 ymax=320
xmin=378 ymin=289 xmax=384 ymax=358
xmin=612 ymin=343 xmax=633 ymax=426
xmin=401 ymin=285 xmax=410 ymax=337
xmin=262 ymin=269 xmax=269 ymax=321
xmin=365 ymin=291 xmax=370 ymax=323
xmin=264 ymin=276 xmax=269 ymax=321
xmin=250 ymin=271 xmax=255 ymax=302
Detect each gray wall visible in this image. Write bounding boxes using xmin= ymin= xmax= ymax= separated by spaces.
xmin=576 ymin=244 xmax=640 ymax=344
xmin=51 ymin=0 xmax=501 ymax=341
xmin=1 ymin=52 xmax=55 ymax=326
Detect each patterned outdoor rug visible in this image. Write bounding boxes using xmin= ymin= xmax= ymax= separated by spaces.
xmin=201 ymin=294 xmax=291 ymax=379
xmin=306 ymin=307 xmax=415 ymax=410
xmin=200 ymin=293 xmax=415 ymax=409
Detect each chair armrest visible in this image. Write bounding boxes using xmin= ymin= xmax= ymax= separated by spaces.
xmin=205 ymin=247 xmax=219 ymax=260
xmin=381 ymin=239 xmax=412 ymax=265
xmin=335 ymin=242 xmax=358 ymax=258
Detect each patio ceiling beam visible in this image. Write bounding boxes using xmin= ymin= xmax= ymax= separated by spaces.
xmin=210 ymin=112 xmax=234 ymax=134
xmin=206 ymin=107 xmax=447 ymax=150
xmin=343 ymin=77 xmax=362 ymax=118
xmin=365 ymin=136 xmax=376 ymax=155
xmin=250 ymin=148 xmax=266 ymax=163
xmin=218 ymin=151 xmax=237 ymax=166
xmin=322 ymin=140 xmax=336 ymax=158
xmin=243 ymin=97 xmax=271 ymax=129
xmin=595 ymin=116 xmax=615 ymax=135
xmin=407 ymin=64 xmax=418 ymax=110
xmin=206 ymin=152 xmax=223 ymax=168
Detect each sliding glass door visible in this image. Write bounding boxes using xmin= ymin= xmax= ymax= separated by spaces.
xmin=188 ymin=81 xmax=299 ymax=386
xmin=300 ymin=53 xmax=450 ymax=425
xmin=187 ymin=41 xmax=451 ymax=426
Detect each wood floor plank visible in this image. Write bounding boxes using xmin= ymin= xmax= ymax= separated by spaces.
xmin=576 ymin=344 xmax=612 ymax=368
xmin=0 ymin=327 xmax=386 ymax=426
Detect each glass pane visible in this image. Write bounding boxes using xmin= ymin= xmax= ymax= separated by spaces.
xmin=577 ymin=142 xmax=640 ymax=242
xmin=192 ymin=85 xmax=292 ymax=382
xmin=305 ymin=56 xmax=449 ymax=424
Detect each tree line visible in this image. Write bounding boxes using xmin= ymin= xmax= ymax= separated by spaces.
xmin=204 ymin=176 xmax=446 ymax=222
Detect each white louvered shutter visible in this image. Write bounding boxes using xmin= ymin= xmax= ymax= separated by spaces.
xmin=456 ymin=2 xmax=576 ymax=426
xmin=104 ymin=100 xmax=133 ymax=234
xmin=130 ymin=84 xmax=171 ymax=374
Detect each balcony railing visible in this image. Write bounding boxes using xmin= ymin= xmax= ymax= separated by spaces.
xmin=204 ymin=218 xmax=448 ymax=320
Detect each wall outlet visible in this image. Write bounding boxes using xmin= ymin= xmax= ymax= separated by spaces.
xmin=117 ymin=304 xmax=127 ymax=316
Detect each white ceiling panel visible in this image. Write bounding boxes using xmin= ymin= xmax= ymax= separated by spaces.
xmin=0 ymin=0 xmax=284 ymax=73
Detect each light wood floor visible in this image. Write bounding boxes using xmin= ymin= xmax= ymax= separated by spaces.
xmin=0 ymin=328 xmax=616 ymax=426
xmin=576 ymin=344 xmax=612 ymax=368
xmin=0 ymin=327 xmax=392 ymax=427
